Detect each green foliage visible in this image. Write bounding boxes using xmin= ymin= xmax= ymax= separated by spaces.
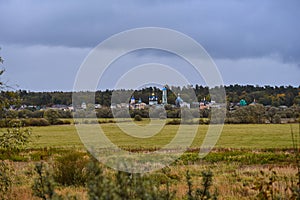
xmin=0 ymin=92 xmax=20 ymax=119
xmin=0 ymin=121 xmax=31 ymax=154
xmin=53 ymin=151 xmax=89 ymax=186
xmin=166 ymin=119 xmax=181 ymax=125
xmin=0 ymin=118 xmax=52 ymax=127
xmin=0 ymin=160 xmax=13 ymax=199
xmin=178 ymin=150 xmax=295 ymax=165
xmin=86 ymin=160 xmax=112 ymax=199
xmin=273 ymin=114 xmax=281 ymax=124
xmin=86 ymin=160 xmax=176 ymax=200
xmin=229 ymin=104 xmax=266 ymax=124
xmin=185 ymin=170 xmax=217 ymax=200
xmin=290 ymin=122 xmax=300 ymax=199
xmin=16 ymin=85 xmax=300 ymax=108
xmin=23 ymin=118 xmax=50 ymax=126
xmin=134 ymin=114 xmax=142 ymax=121
xmin=31 ymin=162 xmax=63 ymax=200
xmin=44 ymin=109 xmax=60 ymax=125
xmin=0 ymin=53 xmax=20 ymax=118
xmin=96 ymin=107 xmax=113 ymax=118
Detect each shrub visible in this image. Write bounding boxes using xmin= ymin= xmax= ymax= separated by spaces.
xmin=199 ymin=118 xmax=210 ymax=125
xmin=32 ymin=110 xmax=44 ymax=118
xmin=0 ymin=160 xmax=13 ymax=199
xmin=114 ymin=108 xmax=129 ymax=118
xmin=167 ymin=110 xmax=180 ymax=118
xmin=24 ymin=118 xmax=50 ymax=126
xmin=18 ymin=109 xmax=33 ymax=118
xmin=159 ymin=112 xmax=167 ymax=119
xmin=0 ymin=122 xmax=31 ymax=154
xmin=0 ymin=119 xmax=7 ymax=128
xmin=44 ymin=109 xmax=60 ymax=125
xmin=166 ymin=119 xmax=181 ymax=125
xmin=53 ymin=120 xmax=63 ymax=125
xmin=86 ymin=160 xmax=114 ymax=199
xmin=96 ymin=107 xmax=113 ymax=118
xmin=134 ymin=114 xmax=142 ymax=121
xmin=61 ymin=119 xmax=71 ymax=125
xmin=86 ymin=161 xmax=176 ymax=200
xmin=32 ymin=162 xmax=57 ymax=200
xmin=186 ymin=170 xmax=217 ymax=200
xmin=6 ymin=110 xmax=18 ymax=119
xmin=273 ymin=114 xmax=281 ymax=124
xmin=53 ymin=151 xmax=89 ymax=186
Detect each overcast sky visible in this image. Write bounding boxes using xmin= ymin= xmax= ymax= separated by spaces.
xmin=0 ymin=0 xmax=299 ymax=91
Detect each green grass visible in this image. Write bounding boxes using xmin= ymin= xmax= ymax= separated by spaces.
xmin=2 ymin=120 xmax=298 ymax=199
xmin=24 ymin=121 xmax=299 ymax=150
xmin=28 ymin=125 xmax=82 ymax=148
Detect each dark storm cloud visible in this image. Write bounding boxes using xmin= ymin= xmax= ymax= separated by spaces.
xmin=0 ymin=0 xmax=299 ymax=62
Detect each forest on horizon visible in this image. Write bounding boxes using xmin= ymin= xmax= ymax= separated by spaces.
xmin=5 ymin=84 xmax=300 ymax=107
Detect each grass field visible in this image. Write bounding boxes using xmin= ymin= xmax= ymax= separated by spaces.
xmin=28 ymin=122 xmax=299 ymax=150
xmin=2 ymin=121 xmax=299 ymax=199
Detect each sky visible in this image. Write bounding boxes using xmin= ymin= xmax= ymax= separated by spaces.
xmin=0 ymin=0 xmax=299 ymax=91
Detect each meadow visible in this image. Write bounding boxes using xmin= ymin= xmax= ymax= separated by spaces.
xmin=1 ymin=121 xmax=300 ymax=199
xmin=29 ymin=122 xmax=297 ymax=149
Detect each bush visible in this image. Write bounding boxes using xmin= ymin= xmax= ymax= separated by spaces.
xmin=61 ymin=119 xmax=71 ymax=125
xmin=199 ymin=118 xmax=210 ymax=125
xmin=6 ymin=110 xmax=18 ymax=119
xmin=96 ymin=107 xmax=113 ymax=118
xmin=86 ymin=161 xmax=176 ymax=200
xmin=186 ymin=170 xmax=217 ymax=200
xmin=0 ymin=119 xmax=7 ymax=128
xmin=31 ymin=110 xmax=44 ymax=118
xmin=0 ymin=122 xmax=31 ymax=154
xmin=159 ymin=112 xmax=167 ymax=119
xmin=52 ymin=119 xmax=64 ymax=125
xmin=53 ymin=151 xmax=89 ymax=186
xmin=18 ymin=109 xmax=33 ymax=118
xmin=24 ymin=118 xmax=50 ymax=126
xmin=0 ymin=161 xmax=13 ymax=199
xmin=167 ymin=110 xmax=180 ymax=118
xmin=273 ymin=114 xmax=281 ymax=124
xmin=32 ymin=162 xmax=56 ymax=200
xmin=166 ymin=119 xmax=181 ymax=125
xmin=44 ymin=109 xmax=60 ymax=125
xmin=134 ymin=114 xmax=142 ymax=121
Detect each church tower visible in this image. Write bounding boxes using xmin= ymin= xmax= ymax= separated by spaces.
xmin=162 ymin=86 xmax=167 ymax=105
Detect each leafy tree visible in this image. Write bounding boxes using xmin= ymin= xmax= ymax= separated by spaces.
xmin=43 ymin=109 xmax=60 ymax=125
xmin=0 ymin=121 xmax=31 ymax=154
xmin=265 ymin=107 xmax=279 ymax=123
xmin=0 ymin=53 xmax=20 ymax=119
xmin=0 ymin=53 xmax=32 ymax=158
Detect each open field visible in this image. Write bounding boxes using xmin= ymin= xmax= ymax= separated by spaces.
xmin=1 ymin=122 xmax=300 ymax=199
xmin=27 ymin=122 xmax=299 ymax=149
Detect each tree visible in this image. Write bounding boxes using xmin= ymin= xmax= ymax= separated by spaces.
xmin=0 ymin=54 xmax=20 ymax=119
xmin=43 ymin=109 xmax=60 ymax=125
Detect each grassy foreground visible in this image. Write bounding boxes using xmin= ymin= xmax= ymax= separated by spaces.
xmin=2 ymin=122 xmax=299 ymax=199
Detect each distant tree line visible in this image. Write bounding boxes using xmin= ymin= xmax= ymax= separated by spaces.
xmin=7 ymin=84 xmax=300 ymax=107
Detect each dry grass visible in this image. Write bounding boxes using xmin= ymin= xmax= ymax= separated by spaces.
xmin=2 ymin=160 xmax=298 ymax=199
